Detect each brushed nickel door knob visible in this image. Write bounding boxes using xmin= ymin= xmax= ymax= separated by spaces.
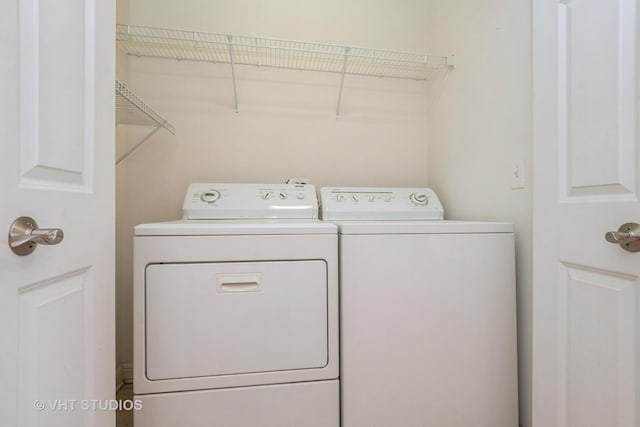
xmin=8 ymin=216 xmax=64 ymax=256
xmin=605 ymin=222 xmax=640 ymax=252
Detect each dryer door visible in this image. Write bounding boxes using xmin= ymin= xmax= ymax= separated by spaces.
xmin=145 ymin=260 xmax=328 ymax=380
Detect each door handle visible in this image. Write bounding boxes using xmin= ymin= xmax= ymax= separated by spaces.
xmin=605 ymin=222 xmax=640 ymax=253
xmin=8 ymin=216 xmax=64 ymax=256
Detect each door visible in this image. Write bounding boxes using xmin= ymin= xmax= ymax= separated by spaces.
xmin=533 ymin=1 xmax=639 ymax=426
xmin=145 ymin=261 xmax=328 ymax=380
xmin=0 ymin=1 xmax=114 ymax=427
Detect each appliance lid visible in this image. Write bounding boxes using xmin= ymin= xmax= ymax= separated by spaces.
xmin=183 ymin=183 xmax=319 ymax=220
xmin=336 ymin=221 xmax=513 ymax=235
xmin=320 ymin=187 xmax=444 ymax=221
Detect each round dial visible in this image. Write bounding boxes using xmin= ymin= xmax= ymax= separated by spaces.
xmin=201 ymin=190 xmax=221 ymax=203
xmin=262 ymin=191 xmax=274 ymax=199
xmin=410 ymin=193 xmax=428 ymax=206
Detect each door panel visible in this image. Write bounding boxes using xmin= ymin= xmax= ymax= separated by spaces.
xmin=557 ymin=0 xmax=638 ymax=200
xmin=19 ymin=269 xmax=92 ymax=427
xmin=19 ymin=0 xmax=95 ymax=190
xmin=557 ymin=264 xmax=638 ymax=427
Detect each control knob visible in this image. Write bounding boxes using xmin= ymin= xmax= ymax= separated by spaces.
xmin=201 ymin=190 xmax=221 ymax=203
xmin=410 ymin=193 xmax=428 ymax=206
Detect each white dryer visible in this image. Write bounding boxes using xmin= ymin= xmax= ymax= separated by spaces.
xmin=133 ymin=183 xmax=339 ymax=427
xmin=321 ymin=187 xmax=518 ymax=427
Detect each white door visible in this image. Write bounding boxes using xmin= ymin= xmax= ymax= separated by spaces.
xmin=0 ymin=1 xmax=114 ymax=426
xmin=533 ymin=1 xmax=639 ymax=426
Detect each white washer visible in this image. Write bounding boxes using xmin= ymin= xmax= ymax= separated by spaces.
xmin=133 ymin=183 xmax=339 ymax=427
xmin=321 ymin=187 xmax=518 ymax=427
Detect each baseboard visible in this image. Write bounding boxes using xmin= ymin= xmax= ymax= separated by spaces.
xmin=116 ymin=362 xmax=133 ymax=391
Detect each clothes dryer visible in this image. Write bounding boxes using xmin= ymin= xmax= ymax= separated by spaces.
xmin=321 ymin=187 xmax=518 ymax=427
xmin=133 ymin=183 xmax=339 ymax=427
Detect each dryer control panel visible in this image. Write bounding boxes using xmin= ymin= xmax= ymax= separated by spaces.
xmin=320 ymin=187 xmax=444 ymax=220
xmin=183 ymin=183 xmax=319 ymax=219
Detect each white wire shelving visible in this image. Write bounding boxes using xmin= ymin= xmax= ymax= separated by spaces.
xmin=116 ymin=24 xmax=454 ymax=117
xmin=115 ymin=79 xmax=175 ymax=164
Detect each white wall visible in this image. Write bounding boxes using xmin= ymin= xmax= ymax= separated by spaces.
xmin=116 ymin=0 xmax=434 ymax=383
xmin=426 ymin=2 xmax=532 ymax=426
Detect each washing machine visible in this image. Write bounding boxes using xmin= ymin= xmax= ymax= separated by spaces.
xmin=133 ymin=183 xmax=339 ymax=427
xmin=320 ymin=187 xmax=518 ymax=427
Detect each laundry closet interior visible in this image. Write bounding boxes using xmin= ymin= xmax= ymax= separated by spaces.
xmin=115 ymin=0 xmax=532 ymax=425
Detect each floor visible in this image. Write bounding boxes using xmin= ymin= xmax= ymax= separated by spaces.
xmin=116 ymin=384 xmax=134 ymax=427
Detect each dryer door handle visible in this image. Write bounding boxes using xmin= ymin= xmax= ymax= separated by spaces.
xmin=217 ymin=274 xmax=262 ymax=292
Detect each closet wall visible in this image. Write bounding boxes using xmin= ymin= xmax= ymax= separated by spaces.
xmin=116 ymin=1 xmax=533 ymax=426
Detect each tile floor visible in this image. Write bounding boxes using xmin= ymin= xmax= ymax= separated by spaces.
xmin=116 ymin=384 xmax=134 ymax=427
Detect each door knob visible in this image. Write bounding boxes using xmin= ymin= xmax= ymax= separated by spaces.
xmin=8 ymin=216 xmax=64 ymax=256
xmin=605 ymin=222 xmax=640 ymax=253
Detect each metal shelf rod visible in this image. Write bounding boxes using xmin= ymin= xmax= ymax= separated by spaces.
xmin=124 ymin=39 xmax=444 ymax=67
xmin=227 ymin=35 xmax=239 ymax=113
xmin=336 ymin=47 xmax=350 ymax=118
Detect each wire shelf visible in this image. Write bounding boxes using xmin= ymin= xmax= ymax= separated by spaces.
xmin=116 ymin=24 xmax=451 ymax=81
xmin=115 ymin=79 xmax=175 ymax=133
xmin=115 ymin=80 xmax=175 ymax=164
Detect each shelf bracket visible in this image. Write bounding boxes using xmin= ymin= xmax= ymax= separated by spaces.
xmin=116 ymin=125 xmax=163 ymax=165
xmin=446 ymin=54 xmax=456 ymax=68
xmin=336 ymin=47 xmax=350 ymax=118
xmin=227 ymin=35 xmax=239 ymax=113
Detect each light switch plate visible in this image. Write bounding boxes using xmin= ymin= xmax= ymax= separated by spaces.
xmin=511 ymin=160 xmax=525 ymax=189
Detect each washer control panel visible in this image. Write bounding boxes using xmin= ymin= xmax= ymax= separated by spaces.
xmin=183 ymin=183 xmax=318 ymax=219
xmin=320 ymin=187 xmax=444 ymax=220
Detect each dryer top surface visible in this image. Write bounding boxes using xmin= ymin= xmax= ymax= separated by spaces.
xmin=135 ymin=219 xmax=337 ymax=236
